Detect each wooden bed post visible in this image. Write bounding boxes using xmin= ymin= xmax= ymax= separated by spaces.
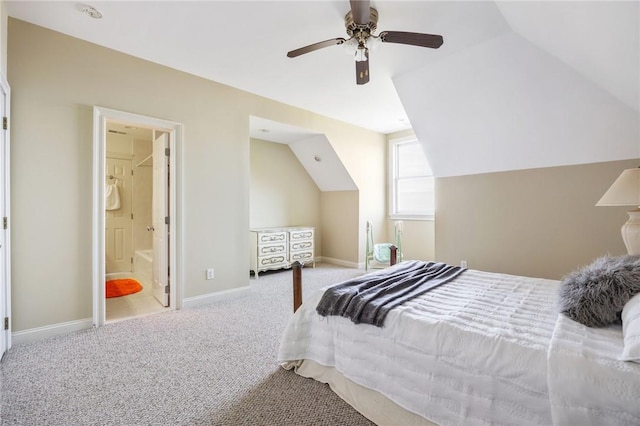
xmin=292 ymin=261 xmax=302 ymax=312
xmin=292 ymin=249 xmax=396 ymax=314
xmin=390 ymin=245 xmax=398 ymax=266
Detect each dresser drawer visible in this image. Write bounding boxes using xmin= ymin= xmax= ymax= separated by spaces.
xmin=290 ymin=250 xmax=313 ymax=263
xmin=290 ymin=240 xmax=313 ymax=252
xmin=290 ymin=229 xmax=313 ymax=241
xmin=258 ymin=254 xmax=288 ymax=269
xmin=258 ymin=231 xmax=287 ymax=244
xmin=258 ymin=242 xmax=287 ymax=256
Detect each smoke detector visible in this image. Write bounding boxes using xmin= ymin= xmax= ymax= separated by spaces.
xmin=81 ymin=5 xmax=103 ymax=19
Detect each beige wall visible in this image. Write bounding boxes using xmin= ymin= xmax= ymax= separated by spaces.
xmin=249 ymin=138 xmax=321 ymax=254
xmin=8 ymin=19 xmax=386 ymax=332
xmin=0 ymin=0 xmax=9 ymax=77
xmin=249 ymin=94 xmax=387 ymax=266
xmin=347 ymin=139 xmax=387 ymax=262
xmin=0 ymin=1 xmax=6 ymax=76
xmin=386 ymin=219 xmax=435 ymax=262
xmin=249 ymin=137 xmax=383 ymax=266
xmin=321 ymin=191 xmax=360 ymax=264
xmin=436 ymin=159 xmax=640 ymax=279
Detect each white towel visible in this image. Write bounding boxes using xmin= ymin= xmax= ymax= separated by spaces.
xmin=105 ymin=183 xmax=121 ymax=210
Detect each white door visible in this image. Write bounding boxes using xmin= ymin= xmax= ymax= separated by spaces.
xmin=105 ymin=158 xmax=133 ymax=273
xmin=0 ymin=75 xmax=10 ymax=359
xmin=152 ymin=131 xmax=169 ymax=306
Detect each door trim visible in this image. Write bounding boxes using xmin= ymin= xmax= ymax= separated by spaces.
xmin=0 ymin=73 xmax=10 ymax=355
xmin=92 ymin=106 xmax=183 ymax=327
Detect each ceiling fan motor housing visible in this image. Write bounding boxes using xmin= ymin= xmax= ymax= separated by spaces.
xmin=345 ymin=7 xmax=378 ymax=42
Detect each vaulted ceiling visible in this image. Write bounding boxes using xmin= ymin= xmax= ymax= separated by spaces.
xmin=6 ymin=1 xmax=639 ymax=177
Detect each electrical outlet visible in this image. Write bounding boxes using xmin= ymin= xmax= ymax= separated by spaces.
xmin=206 ymin=268 xmax=215 ymax=280
xmin=460 ymin=260 xmax=468 ymax=268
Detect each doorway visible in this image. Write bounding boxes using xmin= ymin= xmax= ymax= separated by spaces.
xmin=93 ymin=107 xmax=182 ymax=328
xmin=105 ymin=124 xmax=170 ymax=322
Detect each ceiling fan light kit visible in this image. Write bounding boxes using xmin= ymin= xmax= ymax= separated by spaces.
xmin=287 ymin=0 xmax=444 ymax=85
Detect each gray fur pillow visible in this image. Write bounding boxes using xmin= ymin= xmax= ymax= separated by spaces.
xmin=559 ymin=255 xmax=640 ymax=327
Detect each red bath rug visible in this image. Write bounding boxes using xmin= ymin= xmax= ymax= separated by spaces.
xmin=105 ymin=278 xmax=143 ymax=298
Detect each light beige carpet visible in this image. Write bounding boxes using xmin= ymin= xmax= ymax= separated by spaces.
xmin=0 ymin=264 xmax=374 ymax=426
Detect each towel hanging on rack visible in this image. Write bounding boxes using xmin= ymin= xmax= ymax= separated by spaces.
xmin=105 ymin=182 xmax=121 ymax=210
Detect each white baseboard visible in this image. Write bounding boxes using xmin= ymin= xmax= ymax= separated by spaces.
xmin=11 ymin=287 xmax=251 ymax=344
xmin=12 ymin=318 xmax=93 ymax=345
xmin=182 ymin=286 xmax=251 ymax=309
xmin=106 ymin=272 xmax=133 ymax=280
xmin=320 ymin=257 xmax=362 ymax=269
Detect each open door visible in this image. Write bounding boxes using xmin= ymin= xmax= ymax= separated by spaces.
xmin=0 ymin=75 xmax=10 ymax=359
xmin=152 ymin=131 xmax=169 ymax=306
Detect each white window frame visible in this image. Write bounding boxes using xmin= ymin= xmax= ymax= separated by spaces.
xmin=388 ymin=136 xmax=434 ymax=221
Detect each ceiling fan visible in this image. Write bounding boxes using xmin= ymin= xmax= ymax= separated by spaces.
xmin=286 ymin=0 xmax=444 ymax=85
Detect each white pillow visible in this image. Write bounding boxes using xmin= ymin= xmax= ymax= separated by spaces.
xmin=621 ymin=292 xmax=640 ymax=363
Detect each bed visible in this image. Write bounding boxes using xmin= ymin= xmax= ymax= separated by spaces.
xmin=278 ymin=260 xmax=640 ymax=426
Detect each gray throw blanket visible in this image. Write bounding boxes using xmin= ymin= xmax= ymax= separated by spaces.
xmin=316 ymin=260 xmax=466 ymax=327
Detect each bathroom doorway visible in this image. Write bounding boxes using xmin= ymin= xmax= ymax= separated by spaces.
xmin=93 ymin=107 xmax=182 ymax=328
xmin=104 ymin=123 xmax=168 ymax=322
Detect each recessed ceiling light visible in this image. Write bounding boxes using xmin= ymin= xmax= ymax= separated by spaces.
xmin=81 ymin=5 xmax=103 ymax=19
xmin=258 ymin=128 xmax=270 ymax=133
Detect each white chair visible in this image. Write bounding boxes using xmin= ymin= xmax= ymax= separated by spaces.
xmin=365 ymin=220 xmax=403 ymax=271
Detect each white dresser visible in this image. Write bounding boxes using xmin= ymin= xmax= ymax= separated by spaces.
xmin=250 ymin=226 xmax=315 ymax=277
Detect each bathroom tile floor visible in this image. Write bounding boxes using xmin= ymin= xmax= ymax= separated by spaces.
xmin=106 ymin=275 xmax=169 ymax=323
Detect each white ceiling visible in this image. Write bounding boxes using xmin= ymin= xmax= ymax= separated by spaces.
xmin=6 ymin=1 xmax=639 ymax=176
xmin=3 ymin=0 xmax=527 ymax=135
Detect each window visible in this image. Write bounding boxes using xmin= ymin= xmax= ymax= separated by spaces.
xmin=389 ymin=137 xmax=434 ymax=220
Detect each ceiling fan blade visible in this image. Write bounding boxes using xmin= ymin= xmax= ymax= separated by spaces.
xmin=350 ymin=0 xmax=371 ymax=26
xmin=287 ymin=38 xmax=347 ymax=58
xmin=355 ymin=54 xmax=370 ymax=85
xmin=379 ymin=31 xmax=444 ymax=49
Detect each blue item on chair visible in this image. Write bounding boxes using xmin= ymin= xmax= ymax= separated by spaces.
xmin=373 ymin=243 xmax=392 ymax=263
xmin=365 ymin=221 xmax=403 ymax=271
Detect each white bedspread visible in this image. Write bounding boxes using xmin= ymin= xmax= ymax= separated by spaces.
xmin=547 ymin=314 xmax=640 ymax=425
xmin=278 ymin=268 xmax=560 ymax=425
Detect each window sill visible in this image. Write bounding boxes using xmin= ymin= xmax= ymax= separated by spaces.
xmin=389 ymin=214 xmax=434 ymax=221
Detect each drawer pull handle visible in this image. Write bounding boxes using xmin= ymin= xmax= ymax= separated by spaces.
xmin=292 ymin=253 xmax=312 ymax=260
xmin=261 ymin=246 xmax=284 ymax=254
xmin=260 ymin=235 xmax=285 ymax=242
xmin=291 ymin=232 xmax=312 ymax=240
xmin=260 ymin=256 xmax=285 ymax=265
xmin=292 ymin=242 xmax=312 ymax=250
